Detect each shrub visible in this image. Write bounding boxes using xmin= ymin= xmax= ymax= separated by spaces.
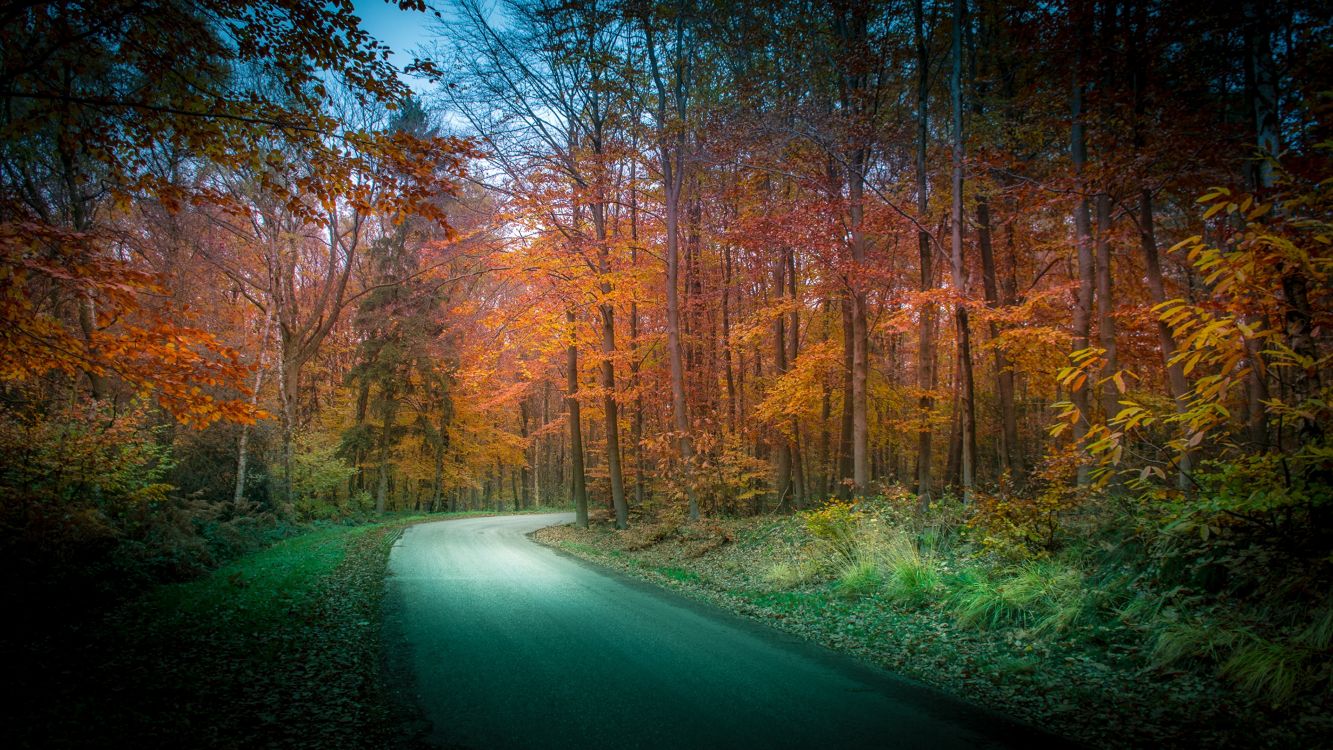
xmin=885 ymin=558 xmax=942 ymax=606
xmin=968 ymin=446 xmax=1086 ymax=557
xmin=800 ymin=501 xmax=863 ymax=563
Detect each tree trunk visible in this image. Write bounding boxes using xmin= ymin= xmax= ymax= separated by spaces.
xmin=1070 ymin=60 xmax=1096 ymax=486
xmin=914 ymin=0 xmax=936 ymax=511
xmin=519 ymin=398 xmax=531 ymax=508
xmin=950 ymin=0 xmax=975 ymax=501
xmin=723 ymin=243 xmax=737 ymax=434
xmin=376 ymin=386 xmax=398 ymax=514
xmin=787 ymin=249 xmax=805 ymax=508
xmin=234 ymin=311 xmax=273 ymax=503
xmin=1095 ymin=193 xmax=1120 ymax=428
xmin=1138 ymin=190 xmax=1192 ymax=486
xmin=978 ymin=197 xmax=1019 ymax=478
xmin=838 ymin=297 xmax=855 ymax=498
xmin=773 ymin=253 xmax=792 ymax=510
xmin=593 ymin=210 xmax=629 ymax=530
xmin=566 ymin=310 xmax=589 ymax=527
xmin=278 ymin=351 xmax=298 ymax=512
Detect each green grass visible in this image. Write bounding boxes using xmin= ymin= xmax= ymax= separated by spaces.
xmin=657 ymin=565 xmax=702 ymax=583
xmin=765 ymin=558 xmax=817 ymax=588
xmin=1150 ymin=617 xmax=1237 ymax=667
xmin=881 ymin=539 xmax=943 ymax=606
xmin=16 ymin=513 xmax=445 ymax=748
xmin=153 ymin=524 xmax=366 ymax=622
xmin=1220 ymin=633 xmax=1307 ymax=707
xmin=836 ymin=558 xmax=883 ymax=598
xmin=945 ymin=560 xmax=1094 ymax=634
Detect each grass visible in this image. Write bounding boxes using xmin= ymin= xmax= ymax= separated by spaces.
xmin=881 ymin=537 xmax=943 ymax=606
xmin=1220 ymin=634 xmax=1306 ymax=707
xmin=658 ymin=565 xmax=702 ymax=583
xmin=1150 ymin=617 xmax=1237 ymax=667
xmin=835 ymin=558 xmax=883 ymax=598
xmin=765 ymin=558 xmax=818 ymax=588
xmin=944 ymin=560 xmax=1094 ymax=634
xmin=153 ymin=523 xmax=362 ymax=620
xmin=10 ymin=511 xmax=459 ymax=749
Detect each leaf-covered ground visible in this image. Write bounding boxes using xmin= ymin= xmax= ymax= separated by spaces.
xmin=6 ymin=516 xmax=431 ymax=749
xmin=534 ymin=518 xmax=1332 ymax=750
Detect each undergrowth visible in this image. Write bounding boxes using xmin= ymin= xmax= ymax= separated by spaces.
xmin=537 ymin=490 xmax=1333 ymax=748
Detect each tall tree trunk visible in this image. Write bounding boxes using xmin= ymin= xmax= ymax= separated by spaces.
xmin=787 ymin=249 xmax=806 ymax=508
xmin=376 ymin=386 xmax=398 ymax=514
xmin=664 ymin=172 xmax=699 ymax=521
xmin=838 ymin=297 xmax=855 ymax=498
xmin=819 ymin=300 xmax=834 ymax=498
xmin=592 ymin=204 xmax=629 ymax=530
xmin=566 ymin=310 xmax=589 ymax=527
xmin=849 ymin=176 xmax=870 ymax=496
xmin=1245 ymin=2 xmax=1318 ymax=444
xmin=978 ymin=195 xmax=1020 ymax=478
xmin=1095 ymin=193 xmax=1120 ymax=429
xmin=645 ymin=12 xmax=699 ymax=521
xmin=629 ymin=188 xmax=646 ymax=507
xmin=519 ymin=398 xmax=531 ymax=508
xmin=722 ymin=243 xmax=737 ymax=434
xmin=914 ymin=0 xmax=936 ymax=511
xmin=773 ymin=253 xmax=793 ymax=510
xmin=950 ymin=0 xmax=975 ymax=501
xmin=234 ymin=311 xmax=273 ymax=503
xmin=278 ymin=350 xmax=298 ymax=511
xmin=1126 ymin=5 xmax=1191 ymax=488
xmin=1070 ymin=51 xmax=1096 ymax=486
xmin=1138 ymin=191 xmax=1192 ymax=487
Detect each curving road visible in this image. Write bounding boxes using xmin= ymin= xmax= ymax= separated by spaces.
xmin=383 ymin=513 xmax=1063 ymax=749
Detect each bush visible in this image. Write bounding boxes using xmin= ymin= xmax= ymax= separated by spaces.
xmin=800 ymin=500 xmax=863 ymax=563
xmin=290 ymin=432 xmax=361 ymax=521
xmin=0 ymin=401 xmax=301 ymax=633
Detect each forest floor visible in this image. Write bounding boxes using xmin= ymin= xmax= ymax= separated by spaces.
xmin=533 ymin=515 xmax=1332 ymax=750
xmin=5 ymin=508 xmax=565 ymax=749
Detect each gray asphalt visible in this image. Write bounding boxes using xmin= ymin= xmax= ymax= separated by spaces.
xmin=383 ymin=513 xmax=1064 ymax=749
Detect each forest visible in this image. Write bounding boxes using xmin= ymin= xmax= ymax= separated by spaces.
xmin=2 ymin=0 xmax=1330 ymax=747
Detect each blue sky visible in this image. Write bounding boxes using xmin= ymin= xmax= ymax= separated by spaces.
xmin=352 ymin=0 xmax=439 ymax=72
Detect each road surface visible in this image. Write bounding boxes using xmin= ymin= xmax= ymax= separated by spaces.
xmin=383 ymin=513 xmax=1063 ymax=749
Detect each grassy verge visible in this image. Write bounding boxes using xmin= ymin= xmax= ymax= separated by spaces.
xmin=7 ymin=509 xmax=562 ymax=749
xmin=534 ymin=515 xmax=1332 ymax=750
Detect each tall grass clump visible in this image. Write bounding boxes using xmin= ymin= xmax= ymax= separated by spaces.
xmin=765 ymin=558 xmax=818 ymax=589
xmin=836 ymin=557 xmax=883 ymax=598
xmin=947 ymin=559 xmax=1094 ymax=633
xmin=1147 ymin=608 xmax=1330 ymax=707
xmin=881 ymin=534 xmax=943 ymax=606
xmin=1220 ymin=634 xmax=1306 ymax=707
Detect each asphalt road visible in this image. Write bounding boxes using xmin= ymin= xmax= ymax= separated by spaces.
xmin=383 ymin=513 xmax=1063 ymax=749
